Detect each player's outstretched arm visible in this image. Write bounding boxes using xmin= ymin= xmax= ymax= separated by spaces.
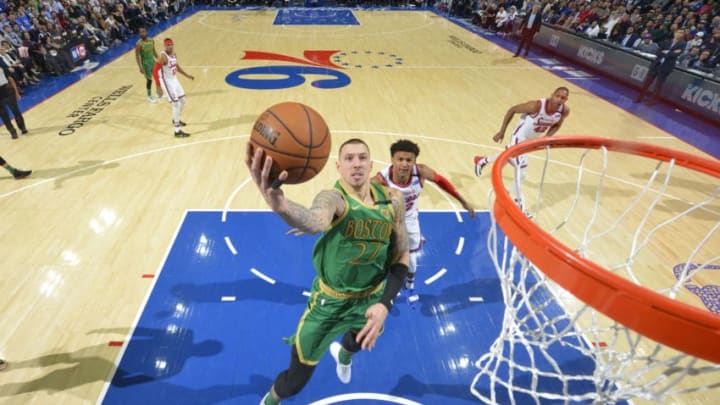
xmin=176 ymin=64 xmax=194 ymax=80
xmin=245 ymin=143 xmax=343 ymax=234
xmin=494 ymin=100 xmax=541 ymax=143
xmin=418 ymin=164 xmax=476 ymax=218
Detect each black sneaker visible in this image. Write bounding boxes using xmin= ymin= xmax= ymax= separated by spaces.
xmin=10 ymin=132 xmax=18 ymax=139
xmin=13 ymin=169 xmax=32 ymax=179
xmin=174 ymin=130 xmax=190 ymax=138
xmin=0 ymin=358 xmax=6 ymax=370
xmin=173 ymin=120 xmax=187 ymax=127
xmin=21 ymin=128 xmax=28 ymax=135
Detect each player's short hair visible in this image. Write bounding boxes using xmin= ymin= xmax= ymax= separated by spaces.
xmin=390 ymin=139 xmax=420 ymax=157
xmin=339 ymin=138 xmax=369 ymax=156
xmin=554 ymin=86 xmax=570 ymax=95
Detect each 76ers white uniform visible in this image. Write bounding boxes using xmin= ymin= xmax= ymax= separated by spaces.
xmin=159 ymin=51 xmax=185 ymax=102
xmin=377 ymin=165 xmax=424 ymax=272
xmin=508 ymin=98 xmax=564 ymax=169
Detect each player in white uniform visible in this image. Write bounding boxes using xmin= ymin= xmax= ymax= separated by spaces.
xmin=152 ymin=38 xmax=195 ymax=137
xmin=373 ymin=140 xmax=475 ymax=293
xmin=473 ymin=87 xmax=570 ymax=209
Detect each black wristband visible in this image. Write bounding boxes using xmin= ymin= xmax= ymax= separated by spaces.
xmin=379 ymin=263 xmax=409 ymax=311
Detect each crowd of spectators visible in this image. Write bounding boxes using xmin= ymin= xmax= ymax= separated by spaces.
xmin=2 ymin=0 xmax=718 ymax=98
xmin=450 ymin=0 xmax=720 ymax=76
xmin=0 ymin=0 xmax=190 ymax=95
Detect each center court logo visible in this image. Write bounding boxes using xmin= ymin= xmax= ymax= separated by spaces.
xmin=225 ymin=50 xmax=351 ymax=90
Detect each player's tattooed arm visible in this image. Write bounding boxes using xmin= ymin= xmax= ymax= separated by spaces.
xmin=279 ymin=190 xmax=345 ymax=235
xmin=388 ymin=188 xmax=410 ymax=266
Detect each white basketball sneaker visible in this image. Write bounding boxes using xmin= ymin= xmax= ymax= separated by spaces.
xmin=147 ymin=96 xmax=157 ymax=104
xmin=329 ymin=342 xmax=351 ymax=384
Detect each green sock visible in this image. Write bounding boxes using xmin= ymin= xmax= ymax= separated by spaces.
xmin=338 ymin=347 xmax=352 ymax=365
xmin=262 ymin=392 xmax=280 ymax=405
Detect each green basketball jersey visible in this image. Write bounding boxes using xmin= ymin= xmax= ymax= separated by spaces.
xmin=137 ymin=38 xmax=155 ymax=63
xmin=312 ymin=181 xmax=395 ymax=293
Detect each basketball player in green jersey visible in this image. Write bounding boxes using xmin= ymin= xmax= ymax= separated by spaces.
xmin=246 ymin=138 xmax=410 ymax=405
xmin=135 ymin=27 xmax=158 ymax=103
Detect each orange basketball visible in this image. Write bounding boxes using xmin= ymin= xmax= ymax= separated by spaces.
xmin=250 ymin=102 xmax=332 ymax=185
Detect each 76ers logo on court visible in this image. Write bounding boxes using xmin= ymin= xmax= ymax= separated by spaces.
xmin=225 ymin=50 xmax=351 ymax=90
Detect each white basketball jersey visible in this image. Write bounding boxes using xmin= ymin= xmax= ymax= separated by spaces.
xmin=377 ymin=164 xmax=424 ymax=221
xmin=161 ymin=51 xmax=177 ymax=78
xmin=512 ymin=98 xmax=564 ymax=141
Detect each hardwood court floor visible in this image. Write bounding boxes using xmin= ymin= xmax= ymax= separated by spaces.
xmin=0 ymin=8 xmax=717 ymax=405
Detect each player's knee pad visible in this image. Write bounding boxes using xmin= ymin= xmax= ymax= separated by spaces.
xmin=341 ymin=330 xmax=362 ymax=353
xmin=273 ymin=346 xmax=316 ymax=398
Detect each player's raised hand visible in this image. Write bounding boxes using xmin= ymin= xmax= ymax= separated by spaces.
xmin=245 ymin=142 xmax=289 ymax=212
xmin=356 ymin=303 xmax=388 ymax=351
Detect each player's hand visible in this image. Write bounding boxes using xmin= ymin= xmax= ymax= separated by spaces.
xmin=356 ymin=303 xmax=388 ymax=351
xmin=245 ymin=142 xmax=289 ymax=212
xmin=492 ymin=132 xmax=504 ymax=143
xmin=188 ymin=74 xmax=195 ymax=80
xmin=139 ymin=67 xmax=143 ymax=74
xmin=461 ymin=199 xmax=476 ymax=219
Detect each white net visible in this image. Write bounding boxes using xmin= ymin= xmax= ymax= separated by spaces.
xmin=471 ymin=137 xmax=720 ymax=405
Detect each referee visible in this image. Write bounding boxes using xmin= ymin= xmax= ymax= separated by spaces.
xmin=0 ymin=65 xmax=27 ymax=139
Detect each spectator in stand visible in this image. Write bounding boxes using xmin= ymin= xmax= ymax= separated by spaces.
xmin=620 ymin=26 xmax=642 ymax=48
xmin=685 ymin=31 xmax=706 ymax=51
xmin=495 ymin=6 xmax=511 ymax=36
xmin=635 ymin=32 xmax=660 ymax=53
xmin=678 ymin=45 xmax=702 ymax=67
xmin=585 ymin=20 xmax=602 ymax=38
xmin=514 ymin=3 xmax=543 ymax=58
xmin=688 ymin=48 xmax=717 ymax=72
xmin=635 ymin=28 xmax=687 ymax=104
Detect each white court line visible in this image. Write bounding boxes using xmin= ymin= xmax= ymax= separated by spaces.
xmin=221 ymin=296 xmax=236 ymax=302
xmin=302 ymin=291 xmax=311 ymax=297
xmin=222 ymin=178 xmax=252 ymax=223
xmin=0 ymin=135 xmax=246 ymax=201
xmin=224 ymin=236 xmax=238 ymax=255
xmin=468 ymin=297 xmax=485 ymax=302
xmin=455 ymin=237 xmax=465 ymax=255
xmin=250 ymin=267 xmax=276 ymax=284
xmin=424 ymin=268 xmax=447 ymax=285
xmin=308 ymin=392 xmax=422 ymax=405
xmin=95 ymin=210 xmax=189 ymax=405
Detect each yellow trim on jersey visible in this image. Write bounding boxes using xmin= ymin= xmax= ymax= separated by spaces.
xmin=294 ymin=291 xmax=322 ymax=366
xmin=318 ymin=278 xmax=384 ymax=299
xmin=337 ymin=179 xmax=382 ymax=210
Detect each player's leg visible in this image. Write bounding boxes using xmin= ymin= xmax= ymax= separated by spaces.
xmin=143 ymin=62 xmax=156 ymax=103
xmin=510 ymin=155 xmax=528 ymax=213
xmin=0 ymin=155 xmax=32 ymax=179
xmin=404 ymin=222 xmax=422 ymax=291
xmin=263 ymin=345 xmax=317 ymax=405
xmin=263 ymin=289 xmax=347 ymax=403
xmin=172 ymin=97 xmax=189 ymax=137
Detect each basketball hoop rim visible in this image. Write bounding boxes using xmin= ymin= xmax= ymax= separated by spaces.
xmin=491 ymin=135 xmax=720 ymax=363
